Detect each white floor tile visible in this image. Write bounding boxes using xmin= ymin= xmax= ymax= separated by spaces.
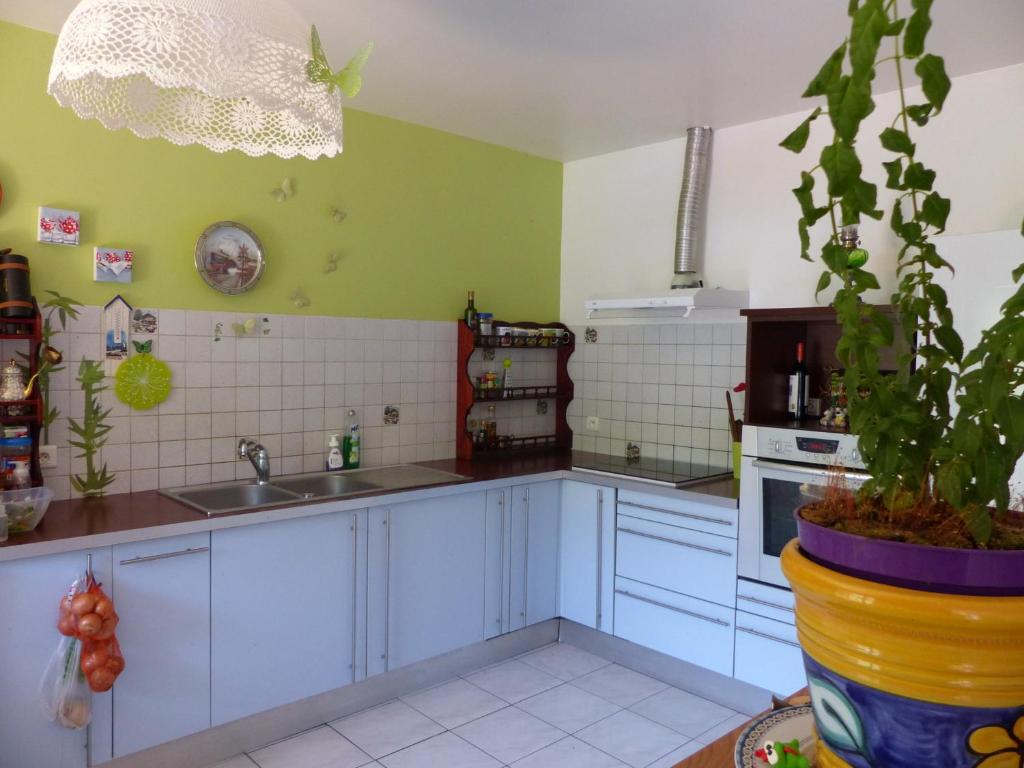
xmin=454 ymin=705 xmax=566 ymax=764
xmin=575 ymin=710 xmax=687 ymax=768
xmin=628 ymin=687 xmax=737 ymax=738
xmin=694 ymin=712 xmax=751 ymax=745
xmin=209 ymin=756 xmax=258 ymax=768
xmin=379 ymin=732 xmax=501 ymax=768
xmin=519 ymin=643 xmax=611 ymax=681
xmin=572 ymin=664 xmax=668 ymax=708
xmin=510 ymin=736 xmax=628 ymax=767
xmin=402 ymin=678 xmax=506 ymax=729
xmin=643 ymin=740 xmax=704 ymax=768
xmin=517 ymin=683 xmax=621 ymax=733
xmin=330 ymin=700 xmax=444 ymax=758
xmin=464 ymin=659 xmax=562 ymax=703
xmin=250 ymin=726 xmax=372 ymax=768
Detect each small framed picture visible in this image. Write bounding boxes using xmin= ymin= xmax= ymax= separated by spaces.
xmin=94 ymin=247 xmax=133 ymax=284
xmin=195 ymin=221 xmax=265 ymax=295
xmin=38 ymin=206 xmax=80 ymax=245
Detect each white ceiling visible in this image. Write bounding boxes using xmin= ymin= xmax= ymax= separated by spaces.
xmin=3 ymin=0 xmax=1023 ymax=160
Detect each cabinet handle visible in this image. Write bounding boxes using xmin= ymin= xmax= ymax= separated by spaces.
xmin=617 ymin=527 xmax=732 ymax=557
xmin=596 ymin=489 xmax=604 ymax=629
xmin=522 ymin=487 xmax=530 ymax=621
xmin=615 ymin=589 xmax=730 ymax=627
xmin=736 ymin=625 xmax=801 ymax=648
xmin=351 ymin=514 xmax=358 ymax=681
xmin=737 ymin=594 xmax=794 ymax=614
xmin=119 ymin=546 xmax=209 ymax=566
xmin=617 ymin=499 xmax=733 ymax=527
xmin=383 ymin=513 xmax=390 ymax=663
xmin=497 ymin=493 xmax=505 ymax=627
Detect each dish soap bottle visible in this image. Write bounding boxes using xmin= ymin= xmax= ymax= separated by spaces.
xmin=325 ymin=434 xmax=344 ymax=471
xmin=343 ymin=409 xmax=361 ymax=469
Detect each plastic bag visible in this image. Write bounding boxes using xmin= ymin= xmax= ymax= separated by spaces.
xmin=40 ymin=573 xmax=93 ymax=730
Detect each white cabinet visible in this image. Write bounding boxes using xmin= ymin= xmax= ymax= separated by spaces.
xmin=111 ymin=533 xmax=210 ymax=757
xmin=509 ymin=481 xmax=560 ymax=630
xmin=734 ymin=579 xmax=806 ymax=695
xmin=211 ymin=510 xmax=358 ymax=725
xmin=559 ymin=480 xmax=615 ymax=631
xmin=0 ymin=547 xmax=112 ymax=768
xmin=382 ymin=492 xmax=488 ymax=670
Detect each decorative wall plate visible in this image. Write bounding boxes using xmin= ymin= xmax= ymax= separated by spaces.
xmin=195 ymin=221 xmax=265 ymax=295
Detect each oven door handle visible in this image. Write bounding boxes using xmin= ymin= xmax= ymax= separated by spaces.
xmin=751 ymin=460 xmax=871 ymax=482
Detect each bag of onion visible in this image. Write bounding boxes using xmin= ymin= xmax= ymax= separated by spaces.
xmin=56 ymin=571 xmax=126 ymax=692
xmin=40 ymin=573 xmax=91 ymax=729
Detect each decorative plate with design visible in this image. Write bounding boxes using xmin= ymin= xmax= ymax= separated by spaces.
xmin=195 ymin=221 xmax=265 ymax=295
xmin=735 ymin=705 xmax=816 ymax=767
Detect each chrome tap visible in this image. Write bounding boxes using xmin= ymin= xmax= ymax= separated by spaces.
xmin=238 ymin=439 xmax=271 ymax=485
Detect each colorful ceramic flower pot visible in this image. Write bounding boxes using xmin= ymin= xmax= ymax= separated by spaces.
xmin=781 ymin=538 xmax=1024 ymax=768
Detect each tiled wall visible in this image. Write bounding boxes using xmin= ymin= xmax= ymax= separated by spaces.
xmin=565 ymin=321 xmax=747 ymax=469
xmin=30 ymin=307 xmax=458 ymax=500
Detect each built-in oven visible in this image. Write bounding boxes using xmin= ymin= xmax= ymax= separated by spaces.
xmin=738 ymin=425 xmax=869 ymax=588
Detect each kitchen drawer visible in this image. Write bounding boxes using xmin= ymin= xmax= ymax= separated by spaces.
xmin=734 ymin=610 xmax=806 ymax=695
xmin=617 ymin=488 xmax=737 ymax=538
xmin=616 ymin=514 xmax=737 ymax=607
xmin=614 ymin=576 xmax=734 ymax=677
xmin=736 ymin=578 xmax=795 ymax=625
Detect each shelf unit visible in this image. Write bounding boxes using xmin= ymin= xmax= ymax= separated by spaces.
xmin=0 ymin=299 xmax=44 ymax=486
xmin=740 ymin=305 xmax=908 ymax=433
xmin=456 ymin=320 xmax=575 ymax=460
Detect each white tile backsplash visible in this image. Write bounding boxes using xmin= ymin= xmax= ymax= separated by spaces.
xmin=42 ymin=310 xmax=461 ymax=499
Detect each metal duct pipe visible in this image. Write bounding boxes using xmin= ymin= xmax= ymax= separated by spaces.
xmin=672 ymin=126 xmax=713 ymax=289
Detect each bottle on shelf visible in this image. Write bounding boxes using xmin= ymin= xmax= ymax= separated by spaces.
xmin=501 ymin=358 xmax=513 ymax=398
xmin=342 ymin=410 xmax=360 ymax=469
xmin=787 ymin=341 xmax=808 ymax=420
xmin=463 ymin=290 xmax=478 ymax=331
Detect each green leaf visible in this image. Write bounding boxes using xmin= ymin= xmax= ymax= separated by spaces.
xmin=821 ymin=141 xmax=862 ymax=197
xmin=808 ymin=676 xmax=868 ymax=757
xmin=815 ymin=271 xmax=832 ymax=298
xmin=803 ymin=42 xmax=848 ymax=97
xmin=903 ymin=0 xmax=934 ymax=58
xmin=903 ymin=162 xmax=935 ymax=191
xmin=919 ymin=191 xmax=951 ymax=231
xmin=1013 ymin=261 xmax=1024 ymax=282
xmin=916 ymin=54 xmax=951 ymax=112
xmin=885 ymin=18 xmax=907 ymax=36
xmin=792 ymin=171 xmax=829 ymax=224
xmin=849 ymin=0 xmax=888 ymax=82
xmin=879 ymin=127 xmax=915 ymax=155
xmin=851 ymin=178 xmax=882 ymax=219
xmin=799 ymin=218 xmax=812 ymax=261
xmin=780 ymin=107 xmax=822 ymax=153
xmin=960 ymin=505 xmax=994 ymax=545
xmin=906 ymin=103 xmax=933 ymax=126
xmin=883 ymin=159 xmax=903 ymax=190
xmin=936 ymin=462 xmax=964 ymax=508
xmin=934 ymin=325 xmax=964 ymax=361
xmin=828 ymin=75 xmax=875 ymax=143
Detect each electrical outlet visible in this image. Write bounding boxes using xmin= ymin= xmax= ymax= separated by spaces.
xmin=39 ymin=445 xmax=58 ymax=469
xmin=586 ymin=416 xmax=600 ymax=431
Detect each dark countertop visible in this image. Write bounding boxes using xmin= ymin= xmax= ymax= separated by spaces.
xmin=1 ymin=451 xmax=738 ymax=558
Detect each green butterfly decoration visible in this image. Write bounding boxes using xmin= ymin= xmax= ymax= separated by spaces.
xmin=290 ymin=289 xmax=310 ymax=309
xmin=329 ymin=206 xmax=347 ymax=224
xmin=132 ymin=339 xmax=153 ymax=354
xmin=271 ymin=177 xmax=295 ymax=202
xmin=324 ymin=252 xmax=341 ymax=274
xmin=307 ymin=25 xmax=374 ymax=99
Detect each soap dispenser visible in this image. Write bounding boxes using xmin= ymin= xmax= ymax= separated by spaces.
xmin=325 ymin=434 xmax=343 ymax=471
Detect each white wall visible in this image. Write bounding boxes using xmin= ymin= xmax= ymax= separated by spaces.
xmin=560 ymin=63 xmax=1024 ymax=324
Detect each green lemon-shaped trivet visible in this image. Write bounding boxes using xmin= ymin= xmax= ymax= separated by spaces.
xmin=115 ymin=342 xmax=172 ymax=410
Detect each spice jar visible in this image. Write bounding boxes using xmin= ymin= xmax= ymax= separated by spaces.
xmin=0 ymin=249 xmax=33 ymax=319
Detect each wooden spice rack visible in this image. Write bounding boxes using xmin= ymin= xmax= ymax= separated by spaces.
xmin=0 ymin=299 xmax=44 ymax=486
xmin=456 ymin=320 xmax=575 ymax=460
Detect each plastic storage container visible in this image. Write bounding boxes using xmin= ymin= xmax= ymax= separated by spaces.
xmin=1 ymin=485 xmax=54 ymax=534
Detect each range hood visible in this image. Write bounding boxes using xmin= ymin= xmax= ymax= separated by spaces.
xmin=585 ymin=126 xmax=748 ymax=318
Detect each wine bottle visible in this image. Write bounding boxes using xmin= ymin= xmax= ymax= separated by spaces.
xmin=787 ymin=341 xmax=808 ymax=420
xmin=463 ymin=290 xmax=478 ymax=330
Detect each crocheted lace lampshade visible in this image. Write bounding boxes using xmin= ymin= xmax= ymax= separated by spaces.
xmin=47 ymin=0 xmax=343 ymax=159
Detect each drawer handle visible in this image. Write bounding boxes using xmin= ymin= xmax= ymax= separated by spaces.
xmin=617 ymin=527 xmax=733 ymax=557
xmin=737 ymin=594 xmax=794 ymax=614
xmin=119 ymin=546 xmax=209 ymax=566
xmin=618 ymin=499 xmax=733 ymax=527
xmin=736 ymin=625 xmax=801 ymax=648
xmin=615 ymin=589 xmax=730 ymax=627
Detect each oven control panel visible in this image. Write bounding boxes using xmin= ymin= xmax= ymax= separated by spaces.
xmin=753 ymin=427 xmax=864 ymax=469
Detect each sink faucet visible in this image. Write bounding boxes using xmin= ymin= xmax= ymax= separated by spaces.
xmin=238 ymin=439 xmax=271 ymax=485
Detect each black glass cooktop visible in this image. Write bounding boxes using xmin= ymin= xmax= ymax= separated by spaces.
xmin=571 ymin=452 xmax=728 ymax=487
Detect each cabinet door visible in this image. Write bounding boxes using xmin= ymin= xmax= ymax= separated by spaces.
xmin=211 ymin=510 xmax=358 ymax=725
xmin=734 ymin=612 xmax=806 ymax=695
xmin=0 ymin=547 xmax=112 ymax=768
xmin=483 ymin=488 xmax=509 ymax=638
xmin=509 ymin=481 xmax=560 ymax=628
xmin=559 ymin=481 xmax=615 ymax=631
xmin=112 ymin=533 xmax=210 ymax=757
xmin=386 ymin=492 xmax=487 ymax=670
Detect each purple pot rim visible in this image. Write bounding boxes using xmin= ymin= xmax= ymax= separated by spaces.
xmin=795 ymin=507 xmax=1024 ymax=596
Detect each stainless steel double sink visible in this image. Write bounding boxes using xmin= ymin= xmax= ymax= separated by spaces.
xmin=160 ymin=464 xmax=470 ymax=515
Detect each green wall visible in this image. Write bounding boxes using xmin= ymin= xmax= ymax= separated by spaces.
xmin=0 ymin=21 xmax=562 ymax=321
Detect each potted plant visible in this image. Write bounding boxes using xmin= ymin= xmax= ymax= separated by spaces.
xmin=779 ymin=2 xmax=1024 ymax=766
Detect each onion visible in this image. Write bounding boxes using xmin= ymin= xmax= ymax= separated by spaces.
xmin=94 ymin=597 xmax=115 ymax=620
xmin=88 ymin=667 xmax=116 ymax=692
xmin=107 ymin=656 xmax=125 ymax=675
xmin=57 ymin=615 xmax=76 ymax=636
xmin=77 ymin=613 xmax=102 ymax=637
xmin=70 ymin=593 xmax=97 ymax=616
xmin=81 ymin=647 xmax=108 ymax=674
xmin=95 ymin=614 xmax=118 ymax=639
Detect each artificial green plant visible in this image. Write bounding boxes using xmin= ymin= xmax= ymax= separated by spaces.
xmin=68 ymin=359 xmax=115 ymax=497
xmin=781 ymin=0 xmax=1024 ymax=544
